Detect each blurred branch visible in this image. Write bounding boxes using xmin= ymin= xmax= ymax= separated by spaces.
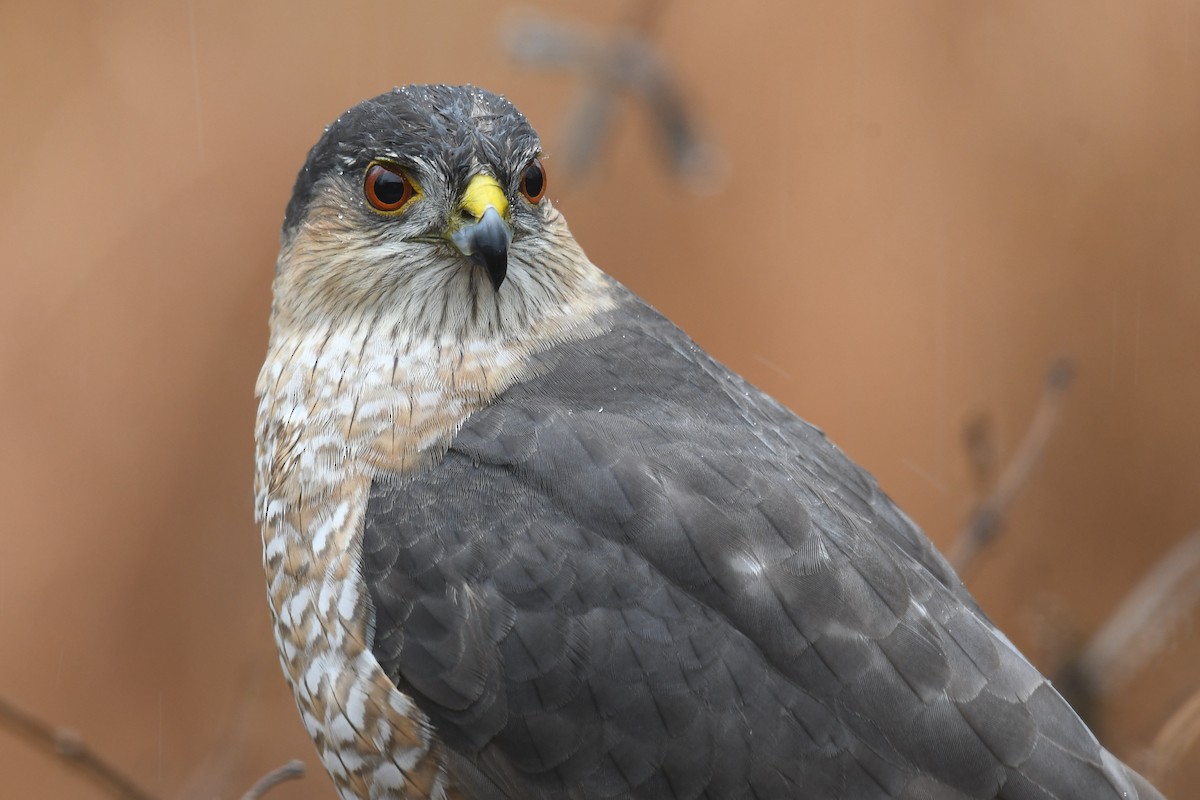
xmin=1049 ymin=528 xmax=1200 ymax=740
xmin=503 ymin=1 xmax=725 ymax=192
xmin=175 ymin=660 xmax=266 ymax=800
xmin=625 ymin=0 xmax=670 ymax=36
xmin=949 ymin=357 xmax=1075 ymax=571
xmin=1143 ymin=687 xmax=1200 ymax=786
xmin=0 ymin=692 xmax=306 ymax=800
xmin=241 ymin=760 xmax=305 ymax=800
xmin=1073 ymin=530 xmax=1200 ymax=698
xmin=0 ymin=694 xmax=157 ymax=800
xmin=962 ymin=414 xmax=997 ymax=494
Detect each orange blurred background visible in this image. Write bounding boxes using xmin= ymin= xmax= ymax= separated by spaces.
xmin=1 ymin=1 xmax=1197 ymax=797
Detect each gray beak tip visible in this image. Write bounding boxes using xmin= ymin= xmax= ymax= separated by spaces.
xmin=451 ymin=206 xmax=512 ymax=291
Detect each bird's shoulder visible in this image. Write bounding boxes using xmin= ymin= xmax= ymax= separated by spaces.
xmin=453 ymin=286 xmax=970 ymax=603
xmin=359 ymin=286 xmax=1143 ymax=799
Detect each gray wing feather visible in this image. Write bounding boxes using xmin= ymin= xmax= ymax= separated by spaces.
xmin=362 ymin=285 xmax=1162 ymax=800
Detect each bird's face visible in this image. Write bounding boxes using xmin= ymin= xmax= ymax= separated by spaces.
xmin=273 ymin=85 xmax=589 ymax=341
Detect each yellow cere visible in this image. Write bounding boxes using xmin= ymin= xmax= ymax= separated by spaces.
xmin=459 ymin=174 xmax=509 ymax=220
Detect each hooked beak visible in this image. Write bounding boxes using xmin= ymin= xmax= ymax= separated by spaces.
xmin=449 ymin=175 xmax=512 ymax=291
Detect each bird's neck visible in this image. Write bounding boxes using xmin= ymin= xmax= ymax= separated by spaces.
xmin=254 ymin=271 xmax=614 ymax=524
xmin=253 ymin=294 xmax=599 ymax=800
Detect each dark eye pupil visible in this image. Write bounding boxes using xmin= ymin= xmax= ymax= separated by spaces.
xmin=373 ymin=170 xmax=408 ymax=204
xmin=523 ymin=164 xmax=544 ymax=198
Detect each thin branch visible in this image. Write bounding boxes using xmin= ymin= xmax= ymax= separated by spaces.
xmin=502 ymin=0 xmax=723 ymax=192
xmin=624 ymin=0 xmax=671 ymax=38
xmin=0 ymin=694 xmax=158 ymax=800
xmin=949 ymin=357 xmax=1074 ymax=571
xmin=241 ymin=759 xmax=305 ymax=800
xmin=175 ymin=657 xmax=267 ymax=800
xmin=962 ymin=413 xmax=997 ymax=493
xmin=1143 ymin=687 xmax=1200 ymax=786
xmin=1075 ymin=529 xmax=1200 ymax=696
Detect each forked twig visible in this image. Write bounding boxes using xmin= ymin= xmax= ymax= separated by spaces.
xmin=503 ymin=0 xmax=723 ymax=191
xmin=1 ymin=692 xmax=305 ymax=800
xmin=0 ymin=694 xmax=158 ymax=800
xmin=241 ymin=759 xmax=305 ymax=800
xmin=949 ymin=358 xmax=1075 ymax=571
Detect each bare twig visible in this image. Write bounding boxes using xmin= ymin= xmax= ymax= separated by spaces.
xmin=0 ymin=694 xmax=158 ymax=800
xmin=1143 ymin=687 xmax=1200 ymax=786
xmin=241 ymin=759 xmax=305 ymax=800
xmin=962 ymin=413 xmax=997 ymax=493
xmin=949 ymin=358 xmax=1075 ymax=571
xmin=1 ymin=689 xmax=306 ymax=800
xmin=1075 ymin=529 xmax=1200 ymax=697
xmin=625 ymin=0 xmax=670 ymax=37
xmin=503 ymin=0 xmax=724 ymax=192
xmin=175 ymin=656 xmax=267 ymax=800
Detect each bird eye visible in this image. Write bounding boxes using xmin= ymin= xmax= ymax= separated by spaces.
xmin=364 ymin=161 xmax=416 ymax=213
xmin=519 ymin=159 xmax=546 ymax=204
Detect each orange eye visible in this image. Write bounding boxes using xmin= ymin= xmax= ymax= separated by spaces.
xmin=364 ymin=162 xmax=415 ymax=212
xmin=519 ymin=158 xmax=546 ymax=203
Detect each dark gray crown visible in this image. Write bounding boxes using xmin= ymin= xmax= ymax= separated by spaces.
xmin=282 ymin=85 xmax=540 ymax=237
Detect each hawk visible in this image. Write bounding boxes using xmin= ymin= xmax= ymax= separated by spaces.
xmin=255 ymin=85 xmax=1164 ymax=799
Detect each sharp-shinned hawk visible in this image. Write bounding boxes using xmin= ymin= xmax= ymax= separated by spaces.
xmin=254 ymin=85 xmax=1165 ymax=800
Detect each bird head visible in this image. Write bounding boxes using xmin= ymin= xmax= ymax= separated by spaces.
xmin=272 ymin=85 xmax=593 ymax=341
